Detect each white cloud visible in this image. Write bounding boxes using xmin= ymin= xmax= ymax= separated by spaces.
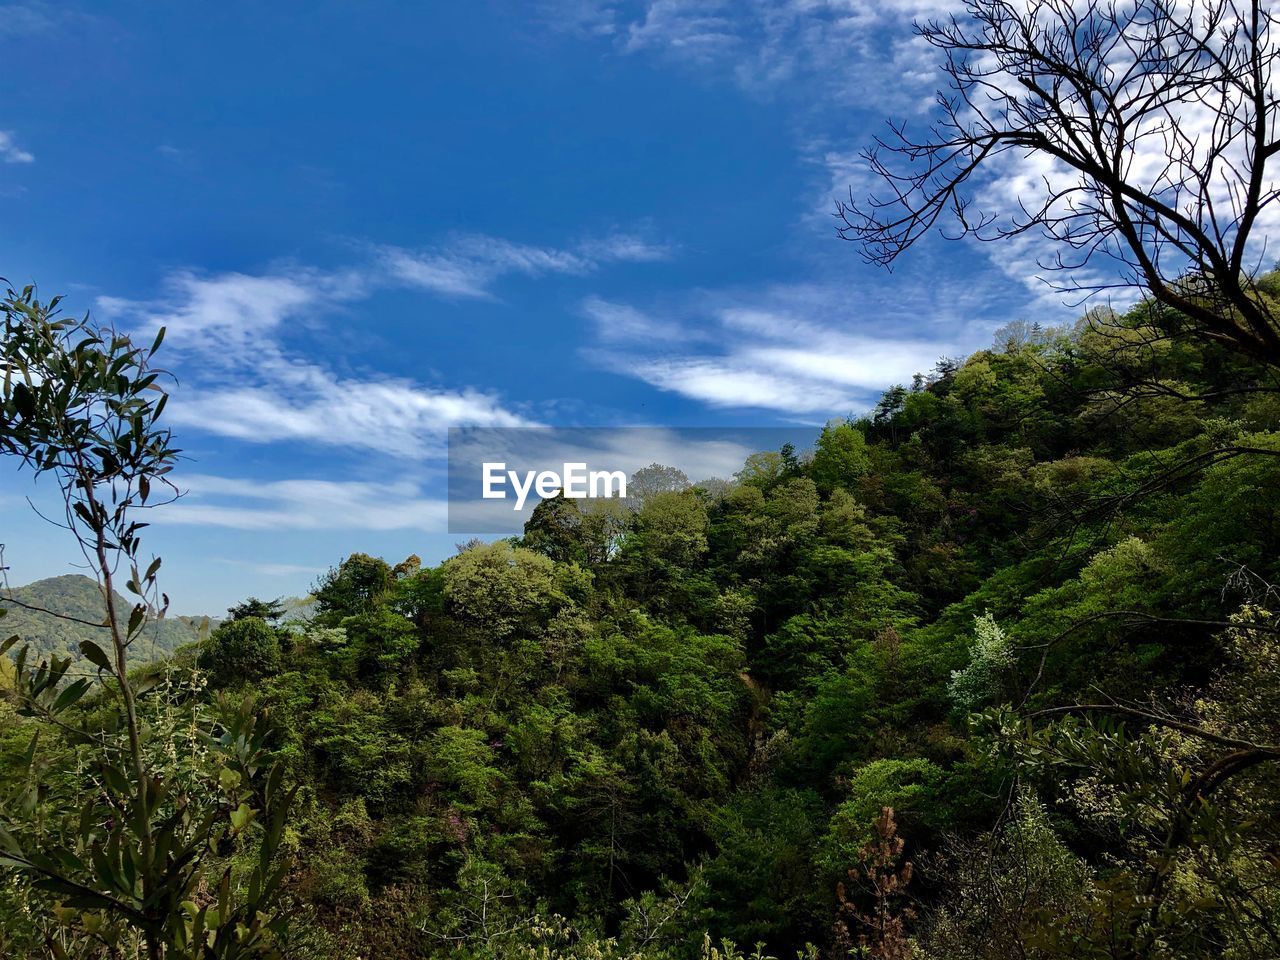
xmin=167 ymin=373 xmax=529 ymax=458
xmin=540 ymin=0 xmax=619 ymax=37
xmin=551 ymin=1 xmax=1118 ymax=317
xmin=555 ymin=0 xmax=964 ymax=105
xmin=382 ymin=247 xmax=505 ymax=299
xmin=384 ymin=229 xmax=671 ymax=299
xmin=0 ymin=3 xmax=62 ymax=36
xmin=99 ymin=269 xmax=350 ymax=360
xmin=0 ymin=131 xmax=34 ymax=164
xmin=582 ymin=295 xmax=691 ymax=343
xmin=1 ymin=2 xmax=105 ymax=37
xmin=585 ymin=232 xmax=675 ymax=263
xmin=937 ymin=11 xmax=1280 ymax=309
xmin=214 ymin=558 xmax=328 ymax=578
xmin=585 ymin=286 xmax=967 ymax=414
xmin=100 ymin=224 xmax=670 ymax=456
xmin=100 ymin=267 xmax=534 ymax=457
xmin=625 ymin=1 xmax=740 ymax=61
xmin=629 ymin=356 xmax=858 ymax=412
xmin=164 ymin=474 xmax=449 ymax=533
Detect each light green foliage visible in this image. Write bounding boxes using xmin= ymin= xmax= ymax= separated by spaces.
xmin=430 ymin=726 xmax=505 ymax=811
xmin=443 ymin=540 xmax=577 ymax=640
xmin=809 ymin=421 xmax=871 ymax=492
xmin=628 ymin=462 xmax=692 ymax=508
xmin=818 ymin=488 xmax=873 ymax=547
xmin=308 ymin=691 xmax=413 ymax=807
xmin=1028 ymin=455 xmax=1115 ymax=498
xmin=0 ymin=647 xmax=15 ymax=690
xmin=948 ymin=613 xmax=1015 ymax=710
xmin=302 ymin=625 xmax=349 ymax=652
xmin=820 ymin=758 xmax=943 ymax=874
xmin=632 ymin=490 xmax=710 ymax=566
xmin=1 ymin=682 xmax=296 ymax=958
xmin=307 ymin=847 xmax=373 ymax=911
xmin=735 ymin=451 xmax=788 ymax=488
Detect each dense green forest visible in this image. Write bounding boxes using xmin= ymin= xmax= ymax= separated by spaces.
xmin=4 ymin=289 xmax=1278 ymax=958
xmin=0 ymin=575 xmax=213 ymax=663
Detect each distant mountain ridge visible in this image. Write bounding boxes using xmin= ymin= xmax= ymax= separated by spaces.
xmin=1 ymin=574 xmax=216 ymax=664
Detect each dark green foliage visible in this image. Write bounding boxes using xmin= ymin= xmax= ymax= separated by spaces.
xmin=227 ymin=597 xmax=287 ymax=622
xmin=340 ymin=608 xmax=419 ymax=682
xmin=199 ymin=616 xmax=284 ymax=686
xmin=698 ymin=788 xmax=826 ymax=947
xmin=313 ymin=553 xmax=393 ymax=622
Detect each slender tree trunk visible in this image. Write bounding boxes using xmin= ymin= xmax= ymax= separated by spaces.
xmin=84 ymin=479 xmax=158 ymax=957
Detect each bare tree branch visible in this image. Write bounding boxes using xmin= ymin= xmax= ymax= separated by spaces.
xmin=841 ymin=0 xmax=1280 ymax=366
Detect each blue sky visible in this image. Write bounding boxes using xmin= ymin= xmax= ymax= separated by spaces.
xmin=0 ymin=0 xmax=1062 ymax=613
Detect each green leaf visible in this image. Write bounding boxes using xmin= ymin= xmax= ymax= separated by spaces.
xmin=133 ymin=674 xmax=161 ymax=696
xmin=21 ymin=730 xmax=39 ymax=767
xmin=78 ymin=640 xmax=112 ymax=672
xmin=229 ymin=803 xmax=256 ymax=835
xmin=0 ymin=826 xmax=25 ymax=857
xmin=11 ymin=381 xmax=34 ymax=418
xmin=51 ymin=679 xmax=91 ymax=713
xmin=101 ymin=763 xmax=130 ymax=796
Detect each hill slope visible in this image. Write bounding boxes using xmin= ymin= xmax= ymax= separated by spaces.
xmin=1 ymin=574 xmax=213 ymax=663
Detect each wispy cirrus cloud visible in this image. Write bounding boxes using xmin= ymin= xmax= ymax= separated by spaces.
xmin=164 ymin=475 xmax=448 ymax=533
xmin=539 ymin=0 xmax=620 ymax=37
xmin=96 ymin=223 xmax=674 ymax=452
xmin=168 ymin=372 xmax=529 ymax=458
xmin=100 ymin=269 xmax=356 ymax=360
xmin=583 ymin=281 xmax=979 ymax=416
xmin=1 ymin=2 xmax=67 ymax=36
xmin=99 ymin=267 xmax=533 ymax=458
xmin=624 ymin=1 xmax=740 ymax=62
xmin=383 ymin=230 xmax=673 ymax=299
xmin=92 ymin=222 xmax=675 ymax=535
xmin=582 ymin=295 xmax=692 ymax=344
xmin=548 ymin=0 xmax=964 ymax=105
xmin=0 ymin=131 xmax=34 ymax=164
xmin=214 ymin=559 xmax=329 ymax=578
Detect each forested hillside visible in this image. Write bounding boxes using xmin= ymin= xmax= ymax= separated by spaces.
xmin=1 ymin=575 xmax=213 ymax=663
xmin=8 ymin=294 xmax=1275 ymax=958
